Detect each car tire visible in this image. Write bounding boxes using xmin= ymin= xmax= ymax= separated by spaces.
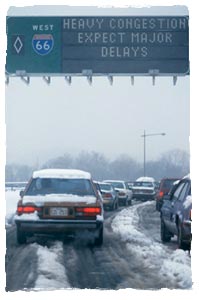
xmin=16 ymin=227 xmax=27 ymax=244
xmin=177 ymin=224 xmax=189 ymax=251
xmin=94 ymin=227 xmax=103 ymax=246
xmin=156 ymin=202 xmax=160 ymax=211
xmin=115 ymin=201 xmax=118 ymax=210
xmin=160 ymin=219 xmax=171 ymax=243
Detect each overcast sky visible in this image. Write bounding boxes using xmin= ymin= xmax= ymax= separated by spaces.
xmin=6 ymin=75 xmax=190 ymax=166
xmin=5 ymin=5 xmax=190 ymax=166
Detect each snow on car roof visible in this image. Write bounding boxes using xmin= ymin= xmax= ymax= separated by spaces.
xmin=136 ymin=177 xmax=155 ymax=182
xmin=103 ymin=180 xmax=125 ymax=183
xmin=32 ymin=169 xmax=91 ymax=179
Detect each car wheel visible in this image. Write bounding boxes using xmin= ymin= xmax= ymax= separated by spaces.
xmin=94 ymin=227 xmax=103 ymax=246
xmin=16 ymin=227 xmax=27 ymax=244
xmin=160 ymin=218 xmax=171 ymax=243
xmin=177 ymin=224 xmax=189 ymax=250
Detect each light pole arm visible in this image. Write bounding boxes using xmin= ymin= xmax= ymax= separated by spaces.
xmin=141 ymin=131 xmax=166 ymax=177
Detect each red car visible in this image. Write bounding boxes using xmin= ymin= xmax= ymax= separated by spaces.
xmin=156 ymin=178 xmax=180 ymax=211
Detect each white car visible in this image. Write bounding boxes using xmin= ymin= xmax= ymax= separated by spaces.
xmin=103 ymin=180 xmax=132 ymax=206
xmin=132 ymin=177 xmax=156 ymax=201
xmin=15 ymin=169 xmax=104 ymax=246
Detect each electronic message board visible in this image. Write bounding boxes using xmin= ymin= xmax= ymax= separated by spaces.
xmin=6 ymin=16 xmax=189 ymax=76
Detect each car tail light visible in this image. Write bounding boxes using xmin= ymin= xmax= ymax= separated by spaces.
xmin=75 ymin=207 xmax=101 ymax=216
xmin=104 ymin=193 xmax=112 ymax=198
xmin=118 ymin=192 xmax=125 ymax=196
xmin=159 ymin=191 xmax=164 ymax=198
xmin=17 ymin=205 xmax=41 ymax=215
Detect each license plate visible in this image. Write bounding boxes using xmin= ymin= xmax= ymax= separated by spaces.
xmin=50 ymin=207 xmax=68 ymax=216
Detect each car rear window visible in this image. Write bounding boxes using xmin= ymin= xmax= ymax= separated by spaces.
xmin=99 ymin=183 xmax=112 ymax=191
xmin=162 ymin=179 xmax=177 ymax=189
xmin=107 ymin=182 xmax=124 ymax=189
xmin=134 ymin=182 xmax=153 ymax=187
xmin=25 ymin=178 xmax=95 ymax=196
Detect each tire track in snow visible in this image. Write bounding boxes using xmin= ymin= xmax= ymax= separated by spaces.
xmin=34 ymin=241 xmax=71 ymax=290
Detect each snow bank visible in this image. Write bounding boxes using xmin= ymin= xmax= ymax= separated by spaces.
xmin=160 ymin=249 xmax=192 ymax=289
xmin=5 ymin=190 xmax=19 ymax=225
xmin=111 ymin=201 xmax=192 ymax=289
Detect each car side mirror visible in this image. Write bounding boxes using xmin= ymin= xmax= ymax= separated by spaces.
xmin=19 ymin=190 xmax=24 ymax=197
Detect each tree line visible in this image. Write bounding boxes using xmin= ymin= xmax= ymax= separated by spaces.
xmin=5 ymin=148 xmax=190 ymax=182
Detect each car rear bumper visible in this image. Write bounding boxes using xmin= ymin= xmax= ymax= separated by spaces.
xmin=15 ymin=219 xmax=103 ymax=234
xmin=133 ymin=194 xmax=155 ymax=200
xmin=103 ymin=199 xmax=114 ymax=208
xmin=156 ymin=198 xmax=163 ymax=211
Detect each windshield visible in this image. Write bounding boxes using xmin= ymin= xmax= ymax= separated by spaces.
xmin=25 ymin=178 xmax=95 ymax=196
xmin=134 ymin=182 xmax=153 ymax=188
xmin=106 ymin=182 xmax=124 ymax=189
xmin=99 ymin=183 xmax=112 ymax=191
xmin=162 ymin=179 xmax=177 ymax=189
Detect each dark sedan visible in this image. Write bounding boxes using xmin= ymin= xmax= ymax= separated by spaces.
xmin=156 ymin=177 xmax=180 ymax=211
xmin=160 ymin=176 xmax=191 ymax=250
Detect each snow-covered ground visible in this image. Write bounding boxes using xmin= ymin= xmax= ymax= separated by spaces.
xmin=5 ymin=189 xmax=20 ymax=226
xmin=5 ymin=190 xmax=192 ymax=290
xmin=111 ymin=202 xmax=192 ymax=289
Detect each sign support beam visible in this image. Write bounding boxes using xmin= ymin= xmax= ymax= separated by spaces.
xmin=43 ymin=76 xmax=51 ymax=85
xmin=20 ymin=76 xmax=30 ymax=85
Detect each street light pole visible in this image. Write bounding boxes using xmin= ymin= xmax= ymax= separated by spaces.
xmin=141 ymin=130 xmax=166 ymax=177
xmin=143 ymin=130 xmax=146 ymax=177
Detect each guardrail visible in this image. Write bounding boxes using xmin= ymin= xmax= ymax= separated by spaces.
xmin=5 ymin=182 xmax=28 ymax=191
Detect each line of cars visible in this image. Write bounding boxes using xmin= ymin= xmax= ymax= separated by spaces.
xmin=13 ymin=170 xmax=137 ymax=247
xmin=99 ymin=175 xmax=192 ymax=251
xmin=97 ymin=180 xmax=133 ymax=208
xmin=96 ymin=176 xmax=157 ymax=209
xmin=158 ymin=175 xmax=192 ymax=250
xmin=13 ymin=168 xmax=192 ymax=251
xmin=14 ymin=171 xmax=155 ymax=246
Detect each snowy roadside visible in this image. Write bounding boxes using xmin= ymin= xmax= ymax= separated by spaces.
xmin=5 ymin=190 xmax=192 ymax=290
xmin=5 ymin=190 xmax=71 ymax=290
xmin=111 ymin=201 xmax=192 ymax=289
xmin=5 ymin=190 xmax=19 ymax=226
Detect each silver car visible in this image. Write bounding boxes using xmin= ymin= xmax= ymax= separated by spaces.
xmin=103 ymin=180 xmax=132 ymax=206
xmin=98 ymin=182 xmax=119 ymax=210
